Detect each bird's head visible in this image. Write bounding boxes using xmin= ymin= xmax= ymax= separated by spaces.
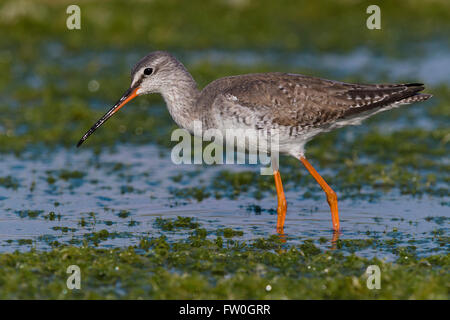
xmin=76 ymin=51 xmax=181 ymax=147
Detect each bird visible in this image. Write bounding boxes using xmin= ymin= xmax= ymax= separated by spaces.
xmin=77 ymin=51 xmax=432 ymax=234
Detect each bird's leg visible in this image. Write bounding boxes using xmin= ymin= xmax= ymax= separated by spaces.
xmin=273 ymin=170 xmax=287 ymax=234
xmin=299 ymin=157 xmax=340 ymax=231
xmin=330 ymin=230 xmax=340 ymax=250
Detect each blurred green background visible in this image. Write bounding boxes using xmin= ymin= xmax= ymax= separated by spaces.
xmin=2 ymin=0 xmax=449 ymax=51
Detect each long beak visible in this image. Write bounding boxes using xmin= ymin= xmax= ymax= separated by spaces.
xmin=76 ymin=86 xmax=139 ymax=147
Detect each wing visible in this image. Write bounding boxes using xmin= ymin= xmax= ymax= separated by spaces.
xmin=202 ymin=72 xmax=431 ymax=131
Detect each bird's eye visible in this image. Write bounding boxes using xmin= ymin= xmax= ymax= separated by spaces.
xmin=143 ymin=68 xmax=153 ymax=76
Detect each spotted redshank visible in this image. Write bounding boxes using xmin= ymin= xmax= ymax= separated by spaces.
xmin=77 ymin=51 xmax=432 ymax=233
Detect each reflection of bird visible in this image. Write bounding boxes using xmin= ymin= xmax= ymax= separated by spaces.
xmin=77 ymin=51 xmax=432 ymax=234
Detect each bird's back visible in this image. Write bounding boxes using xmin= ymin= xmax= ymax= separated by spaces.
xmin=198 ymin=72 xmax=431 ymax=133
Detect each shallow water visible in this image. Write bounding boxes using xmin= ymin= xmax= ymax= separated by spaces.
xmin=0 ymin=144 xmax=448 ymax=260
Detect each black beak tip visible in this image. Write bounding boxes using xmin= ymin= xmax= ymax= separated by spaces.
xmin=76 ymin=139 xmax=84 ymax=148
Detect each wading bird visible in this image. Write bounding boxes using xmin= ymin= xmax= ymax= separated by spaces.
xmin=77 ymin=51 xmax=431 ymax=234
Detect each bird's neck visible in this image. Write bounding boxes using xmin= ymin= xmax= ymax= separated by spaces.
xmin=160 ymin=70 xmax=200 ymax=133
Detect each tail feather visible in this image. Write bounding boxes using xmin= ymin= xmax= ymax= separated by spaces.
xmin=342 ymin=83 xmax=432 ymax=118
xmin=397 ymin=93 xmax=432 ymax=104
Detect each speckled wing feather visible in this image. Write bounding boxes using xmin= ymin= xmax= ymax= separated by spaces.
xmin=202 ymin=72 xmax=432 ymax=131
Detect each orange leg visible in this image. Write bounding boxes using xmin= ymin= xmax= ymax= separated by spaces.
xmin=330 ymin=231 xmax=340 ymax=250
xmin=273 ymin=170 xmax=287 ymax=233
xmin=300 ymin=157 xmax=340 ymax=231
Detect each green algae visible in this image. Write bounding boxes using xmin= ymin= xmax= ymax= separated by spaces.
xmin=52 ymin=226 xmax=77 ymax=233
xmin=16 ymin=239 xmax=33 ymax=246
xmin=217 ymin=228 xmax=244 ymax=238
xmin=0 ymin=176 xmax=19 ymax=190
xmin=117 ymin=210 xmax=130 ymax=219
xmin=58 ymin=170 xmax=86 ymax=181
xmin=0 ymin=230 xmax=447 ymax=299
xmin=16 ymin=210 xmax=43 ymax=219
xmin=43 ymin=212 xmax=61 ymax=221
xmin=0 ymin=213 xmax=448 ymax=298
xmin=425 ymin=216 xmax=449 ymax=225
xmin=170 ymin=186 xmax=211 ymax=202
xmin=81 ymin=229 xmax=132 ymax=247
xmin=155 ymin=217 xmax=200 ymax=231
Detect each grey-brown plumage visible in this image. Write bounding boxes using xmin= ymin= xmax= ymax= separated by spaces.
xmin=193 ymin=71 xmax=431 ymax=157
xmin=198 ymin=73 xmax=431 ymax=130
